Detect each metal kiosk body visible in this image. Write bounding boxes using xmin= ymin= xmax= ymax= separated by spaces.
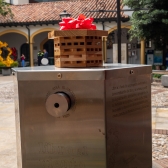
xmin=13 ymin=64 xmax=152 ymax=168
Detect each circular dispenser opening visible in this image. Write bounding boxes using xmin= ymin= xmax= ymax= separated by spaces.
xmin=45 ymin=92 xmax=71 ymax=117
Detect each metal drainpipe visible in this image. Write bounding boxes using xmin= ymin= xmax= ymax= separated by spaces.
xmin=102 ymin=21 xmax=105 ymax=30
xmin=10 ymin=0 xmax=12 ymax=4
xmin=26 ymin=26 xmax=31 ymax=64
xmin=102 ymin=21 xmax=107 ymax=63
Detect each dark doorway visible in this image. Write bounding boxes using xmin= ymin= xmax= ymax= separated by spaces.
xmin=43 ymin=39 xmax=54 ymax=58
xmin=20 ymin=43 xmax=30 ymax=61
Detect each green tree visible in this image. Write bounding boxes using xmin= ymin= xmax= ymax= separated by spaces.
xmin=0 ymin=0 xmax=13 ymax=18
xmin=123 ymin=0 xmax=168 ymax=50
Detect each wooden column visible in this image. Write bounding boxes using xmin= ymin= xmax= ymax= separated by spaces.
xmin=30 ymin=42 xmax=34 ymax=67
xmin=140 ymin=39 xmax=145 ymax=64
xmin=102 ymin=36 xmax=107 ymax=63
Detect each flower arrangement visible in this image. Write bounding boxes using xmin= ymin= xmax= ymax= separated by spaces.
xmin=37 ymin=51 xmax=44 ymax=57
xmin=0 ymin=41 xmax=18 ymax=67
xmin=11 ymin=47 xmax=18 ymax=61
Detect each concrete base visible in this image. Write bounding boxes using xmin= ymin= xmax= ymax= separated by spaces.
xmin=161 ymin=75 xmax=168 ymax=87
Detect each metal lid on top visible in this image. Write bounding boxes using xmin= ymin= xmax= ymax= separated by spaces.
xmin=12 ymin=63 xmax=152 ymax=81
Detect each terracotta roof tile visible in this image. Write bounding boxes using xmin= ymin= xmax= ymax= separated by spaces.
xmin=0 ymin=0 xmax=129 ymax=25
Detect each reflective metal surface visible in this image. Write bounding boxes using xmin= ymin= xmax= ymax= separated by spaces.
xmin=12 ymin=63 xmax=151 ymax=81
xmin=46 ymin=92 xmax=71 ymax=117
xmin=13 ymin=64 xmax=152 ymax=168
xmin=105 ymin=71 xmax=152 ymax=168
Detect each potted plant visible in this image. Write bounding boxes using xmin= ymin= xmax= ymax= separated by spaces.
xmin=0 ymin=61 xmax=19 ymax=76
xmin=1 ymin=66 xmax=12 ymax=76
xmin=0 ymin=41 xmax=18 ymax=76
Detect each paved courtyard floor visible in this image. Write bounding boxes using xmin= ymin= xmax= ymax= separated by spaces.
xmin=0 ymin=76 xmax=16 ymax=168
xmin=0 ymin=75 xmax=168 ymax=167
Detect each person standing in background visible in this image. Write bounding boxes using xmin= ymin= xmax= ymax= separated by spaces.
xmin=43 ymin=49 xmax=48 ymax=60
xmin=20 ymin=54 xmax=26 ymax=67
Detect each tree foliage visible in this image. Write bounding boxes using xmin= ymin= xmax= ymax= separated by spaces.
xmin=0 ymin=0 xmax=13 ymax=18
xmin=123 ymin=0 xmax=168 ymax=49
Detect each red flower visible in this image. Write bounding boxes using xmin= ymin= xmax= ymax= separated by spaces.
xmin=11 ymin=47 xmax=17 ymax=61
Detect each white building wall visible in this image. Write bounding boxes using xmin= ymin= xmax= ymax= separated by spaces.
xmin=14 ymin=0 xmax=29 ymax=5
xmin=5 ymin=0 xmax=29 ymax=5
xmin=96 ymin=23 xmax=103 ymax=30
xmin=104 ymin=22 xmax=117 ymax=31
xmin=5 ymin=0 xmax=10 ymax=3
xmin=123 ymin=6 xmax=133 ymax=17
xmin=29 ymin=24 xmax=59 ymax=36
xmin=0 ymin=26 xmax=28 ymax=37
xmin=0 ymin=22 xmax=115 ymax=40
xmin=0 ymin=24 xmax=59 ymax=38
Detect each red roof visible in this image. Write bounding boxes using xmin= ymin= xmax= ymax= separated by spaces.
xmin=0 ymin=0 xmax=129 ymax=25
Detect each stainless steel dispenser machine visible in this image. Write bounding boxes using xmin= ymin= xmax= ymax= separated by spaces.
xmin=13 ymin=64 xmax=152 ymax=168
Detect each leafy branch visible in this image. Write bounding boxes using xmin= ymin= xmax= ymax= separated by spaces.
xmin=0 ymin=0 xmax=13 ymax=18
xmin=123 ymin=0 xmax=168 ymax=49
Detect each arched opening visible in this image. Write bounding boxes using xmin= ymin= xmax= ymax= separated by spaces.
xmin=32 ymin=32 xmax=54 ymax=65
xmin=20 ymin=43 xmax=30 ymax=61
xmin=29 ymin=28 xmax=56 ymax=66
xmin=0 ymin=32 xmax=28 ymax=63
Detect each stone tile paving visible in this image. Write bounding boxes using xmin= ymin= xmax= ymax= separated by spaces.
xmin=152 ymin=82 xmax=168 ymax=167
xmin=152 ymin=82 xmax=168 ymax=108
xmin=152 ymin=82 xmax=168 ymax=131
xmin=0 ymin=76 xmax=17 ymax=168
xmin=152 ymin=134 xmax=168 ymax=160
xmin=0 ymin=76 xmax=168 ymax=167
